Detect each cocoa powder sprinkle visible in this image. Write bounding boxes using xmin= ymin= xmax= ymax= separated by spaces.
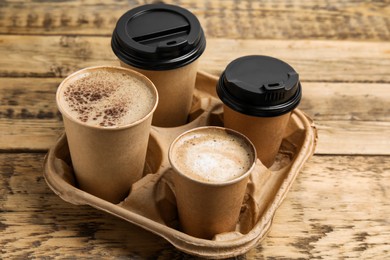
xmin=61 ymin=70 xmax=153 ymax=128
xmin=63 ymin=75 xmax=129 ymax=126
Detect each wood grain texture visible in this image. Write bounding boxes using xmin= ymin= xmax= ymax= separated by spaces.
xmin=251 ymin=155 xmax=390 ymax=259
xmin=0 ymin=155 xmax=171 ymax=259
xmin=301 ymin=82 xmax=390 ymax=122
xmin=1 ymin=77 xmax=389 ymax=154
xmin=1 ymin=154 xmax=389 ymax=259
xmin=1 ymin=0 xmax=389 ymax=41
xmin=200 ymin=39 xmax=390 ymax=83
xmin=316 ymin=120 xmax=390 ymax=155
xmin=1 ymin=36 xmax=390 ymax=82
xmin=1 ymin=0 xmax=389 ymax=258
xmin=0 ymin=78 xmax=62 ymax=151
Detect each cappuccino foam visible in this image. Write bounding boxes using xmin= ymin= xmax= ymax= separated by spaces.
xmin=171 ymin=128 xmax=253 ymax=183
xmin=58 ymin=69 xmax=155 ymax=127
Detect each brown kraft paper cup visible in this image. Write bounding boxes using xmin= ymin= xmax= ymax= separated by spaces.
xmin=112 ymin=4 xmax=206 ymax=127
xmin=224 ymin=105 xmax=291 ymax=167
xmin=168 ymin=126 xmax=257 ymax=239
xmin=120 ymin=60 xmax=199 ymax=127
xmin=56 ymin=66 xmax=158 ymax=204
xmin=217 ymin=56 xmax=302 ymax=168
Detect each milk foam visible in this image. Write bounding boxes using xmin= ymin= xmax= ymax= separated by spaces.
xmin=58 ymin=69 xmax=155 ymax=127
xmin=171 ymin=129 xmax=253 ymax=183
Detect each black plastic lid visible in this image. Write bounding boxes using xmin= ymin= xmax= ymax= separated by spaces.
xmin=216 ymin=55 xmax=302 ymax=117
xmin=111 ymin=4 xmax=206 ymax=71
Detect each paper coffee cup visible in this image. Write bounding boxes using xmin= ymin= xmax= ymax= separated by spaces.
xmin=56 ymin=66 xmax=158 ymax=203
xmin=217 ymin=55 xmax=302 ymax=167
xmin=111 ymin=4 xmax=206 ymax=127
xmin=168 ymin=126 xmax=257 ymax=239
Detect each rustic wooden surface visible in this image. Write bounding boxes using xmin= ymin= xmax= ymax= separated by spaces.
xmin=1 ymin=0 xmax=389 ymax=259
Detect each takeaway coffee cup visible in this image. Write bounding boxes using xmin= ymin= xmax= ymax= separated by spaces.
xmin=111 ymin=4 xmax=206 ymax=127
xmin=217 ymin=55 xmax=302 ymax=168
xmin=56 ymin=66 xmax=158 ymax=203
xmin=169 ymin=126 xmax=256 ymax=239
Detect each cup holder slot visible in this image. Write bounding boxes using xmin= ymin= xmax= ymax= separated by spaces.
xmin=143 ymin=134 xmax=163 ymax=175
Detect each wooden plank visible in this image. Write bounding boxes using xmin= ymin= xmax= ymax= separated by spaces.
xmin=300 ymin=82 xmax=390 ymax=122
xmin=201 ymin=39 xmax=390 ymax=83
xmin=252 ymin=155 xmax=390 ymax=259
xmin=5 ymin=121 xmax=376 ymax=155
xmin=1 ymin=78 xmax=390 ymax=154
xmin=0 ymin=154 xmax=171 ymax=259
xmin=1 ymin=153 xmax=389 ymax=258
xmin=0 ymin=119 xmax=62 ymax=151
xmin=1 ymin=0 xmax=389 ymax=41
xmin=1 ymin=36 xmax=390 ymax=82
xmin=2 ymin=78 xmax=388 ymax=122
xmin=0 ymin=77 xmax=61 ymax=117
xmin=315 ymin=121 xmax=390 ymax=155
xmin=0 ymin=35 xmax=116 ymax=78
xmin=0 ymin=77 xmax=62 ymax=151
xmin=3 ymin=118 xmax=390 ymax=155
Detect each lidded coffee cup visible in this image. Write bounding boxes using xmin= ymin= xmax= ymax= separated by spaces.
xmin=216 ymin=55 xmax=302 ymax=167
xmin=111 ymin=4 xmax=206 ymax=127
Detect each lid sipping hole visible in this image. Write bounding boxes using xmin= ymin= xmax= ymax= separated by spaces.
xmin=167 ymin=41 xmax=177 ymax=45
xmin=132 ymin=25 xmax=190 ymax=43
xmin=268 ymin=83 xmax=280 ymax=88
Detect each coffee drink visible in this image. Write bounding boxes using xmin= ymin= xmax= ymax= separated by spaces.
xmin=217 ymin=55 xmax=302 ymax=167
xmin=169 ymin=128 xmax=253 ymax=183
xmin=56 ymin=66 xmax=158 ymax=203
xmin=169 ymin=126 xmax=256 ymax=239
xmin=57 ymin=69 xmax=156 ymax=128
xmin=112 ymin=4 xmax=206 ymax=127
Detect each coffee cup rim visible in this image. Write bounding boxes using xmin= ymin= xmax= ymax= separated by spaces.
xmin=56 ymin=65 xmax=159 ymax=131
xmin=168 ymin=126 xmax=257 ymax=186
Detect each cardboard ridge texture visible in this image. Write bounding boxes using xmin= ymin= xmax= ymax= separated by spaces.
xmin=43 ymin=71 xmax=317 ymax=259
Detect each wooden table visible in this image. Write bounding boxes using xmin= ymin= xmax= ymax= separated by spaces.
xmin=1 ymin=0 xmax=389 ymax=259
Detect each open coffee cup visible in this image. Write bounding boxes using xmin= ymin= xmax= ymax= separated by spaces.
xmin=111 ymin=4 xmax=206 ymax=127
xmin=56 ymin=66 xmax=158 ymax=203
xmin=217 ymin=55 xmax=302 ymax=167
xmin=169 ymin=126 xmax=257 ymax=239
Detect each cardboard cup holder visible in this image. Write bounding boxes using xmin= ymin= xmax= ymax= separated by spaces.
xmin=44 ymin=71 xmax=317 ymax=259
